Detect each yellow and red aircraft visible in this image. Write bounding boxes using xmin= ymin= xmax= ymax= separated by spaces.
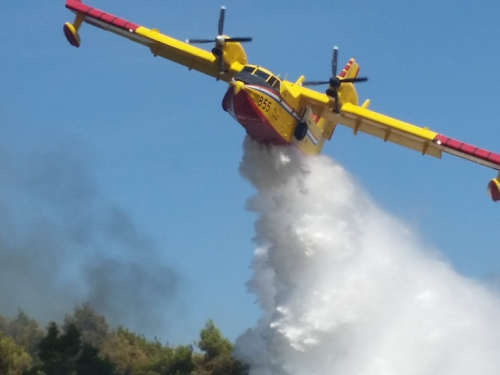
xmin=63 ymin=0 xmax=500 ymax=202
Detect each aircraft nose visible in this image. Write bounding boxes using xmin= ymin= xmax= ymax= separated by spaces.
xmin=231 ymin=80 xmax=245 ymax=94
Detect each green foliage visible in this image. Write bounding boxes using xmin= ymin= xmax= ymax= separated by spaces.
xmin=102 ymin=327 xmax=195 ymax=375
xmin=63 ymin=303 xmax=109 ymax=349
xmin=0 ymin=310 xmax=44 ymax=359
xmin=29 ymin=322 xmax=114 ymax=375
xmin=0 ymin=308 xmax=248 ymax=375
xmin=141 ymin=344 xmax=194 ymax=375
xmin=197 ymin=320 xmax=233 ymax=360
xmin=35 ymin=322 xmax=81 ymax=375
xmin=0 ymin=330 xmax=32 ymax=375
xmin=170 ymin=345 xmax=195 ymax=375
xmin=75 ymin=343 xmax=115 ymax=375
xmin=101 ymin=328 xmax=148 ymax=374
xmin=195 ymin=320 xmax=248 ymax=375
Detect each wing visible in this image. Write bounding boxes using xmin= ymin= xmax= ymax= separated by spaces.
xmin=338 ymin=103 xmax=500 ymax=171
xmin=300 ymin=87 xmax=500 ymax=172
xmin=64 ymin=0 xmax=245 ymax=81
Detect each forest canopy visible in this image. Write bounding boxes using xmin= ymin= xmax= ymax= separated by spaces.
xmin=0 ymin=304 xmax=248 ymax=375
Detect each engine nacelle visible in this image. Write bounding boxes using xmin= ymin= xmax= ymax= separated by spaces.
xmin=487 ymin=177 xmax=500 ymax=202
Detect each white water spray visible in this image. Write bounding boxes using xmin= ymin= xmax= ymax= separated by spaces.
xmin=235 ymin=138 xmax=500 ymax=375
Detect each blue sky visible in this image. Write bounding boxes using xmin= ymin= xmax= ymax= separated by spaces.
xmin=1 ymin=0 xmax=500 ymax=343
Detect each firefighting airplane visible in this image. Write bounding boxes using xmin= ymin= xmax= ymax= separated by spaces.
xmin=63 ymin=0 xmax=500 ymax=202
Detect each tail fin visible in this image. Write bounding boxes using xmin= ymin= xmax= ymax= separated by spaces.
xmin=338 ymin=58 xmax=359 ymax=79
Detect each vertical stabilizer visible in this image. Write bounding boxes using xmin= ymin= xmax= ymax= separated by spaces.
xmin=338 ymin=58 xmax=359 ymax=79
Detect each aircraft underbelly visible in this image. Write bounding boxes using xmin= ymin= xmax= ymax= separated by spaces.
xmin=222 ymin=87 xmax=289 ymax=145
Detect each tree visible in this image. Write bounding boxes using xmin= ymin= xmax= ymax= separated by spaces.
xmin=36 ymin=322 xmax=80 ymax=375
xmin=76 ymin=343 xmax=115 ymax=375
xmin=30 ymin=322 xmax=115 ymax=375
xmin=100 ymin=327 xmax=197 ymax=375
xmin=141 ymin=344 xmax=194 ymax=375
xmin=169 ymin=345 xmax=195 ymax=375
xmin=0 ymin=310 xmax=44 ymax=359
xmin=0 ymin=308 xmax=247 ymax=375
xmin=101 ymin=328 xmax=148 ymax=375
xmin=0 ymin=330 xmax=32 ymax=375
xmin=63 ymin=303 xmax=109 ymax=349
xmin=194 ymin=320 xmax=248 ymax=375
xmin=197 ymin=320 xmax=233 ymax=361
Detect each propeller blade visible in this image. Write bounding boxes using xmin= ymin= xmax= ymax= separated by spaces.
xmin=186 ymin=39 xmax=215 ymax=44
xmin=218 ymin=6 xmax=225 ymax=35
xmin=302 ymin=81 xmax=330 ymax=86
xmin=225 ymin=37 xmax=253 ymax=43
xmin=340 ymin=77 xmax=368 ymax=83
xmin=305 ymin=46 xmax=368 ymax=112
xmin=332 ymin=46 xmax=338 ymax=77
xmin=187 ymin=7 xmax=252 ymax=51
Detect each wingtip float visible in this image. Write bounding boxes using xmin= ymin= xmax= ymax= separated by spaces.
xmin=487 ymin=174 xmax=500 ymax=202
xmin=63 ymin=1 xmax=500 ymax=202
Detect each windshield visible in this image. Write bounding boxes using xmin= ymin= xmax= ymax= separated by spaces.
xmin=235 ymin=66 xmax=281 ymax=92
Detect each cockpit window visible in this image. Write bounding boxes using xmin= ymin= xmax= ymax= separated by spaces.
xmin=236 ymin=66 xmax=281 ymax=93
xmin=241 ymin=66 xmax=256 ymax=74
xmin=268 ymin=77 xmax=278 ymax=88
xmin=254 ymin=69 xmax=270 ymax=81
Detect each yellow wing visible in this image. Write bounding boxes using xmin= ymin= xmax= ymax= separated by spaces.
xmin=64 ymin=0 xmax=246 ymax=81
xmin=336 ymin=102 xmax=442 ymax=159
xmin=300 ymin=85 xmax=500 ymax=171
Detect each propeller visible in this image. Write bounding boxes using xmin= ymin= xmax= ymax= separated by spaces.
xmin=186 ymin=6 xmax=252 ymax=74
xmin=303 ymin=47 xmax=368 ymax=113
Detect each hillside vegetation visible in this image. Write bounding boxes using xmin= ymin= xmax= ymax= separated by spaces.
xmin=0 ymin=304 xmax=248 ymax=375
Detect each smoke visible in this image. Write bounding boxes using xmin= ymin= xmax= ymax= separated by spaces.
xmin=0 ymin=143 xmax=179 ymax=335
xmin=235 ymin=138 xmax=500 ymax=375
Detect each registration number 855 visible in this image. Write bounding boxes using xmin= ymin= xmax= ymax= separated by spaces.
xmin=257 ymin=96 xmax=271 ymax=112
